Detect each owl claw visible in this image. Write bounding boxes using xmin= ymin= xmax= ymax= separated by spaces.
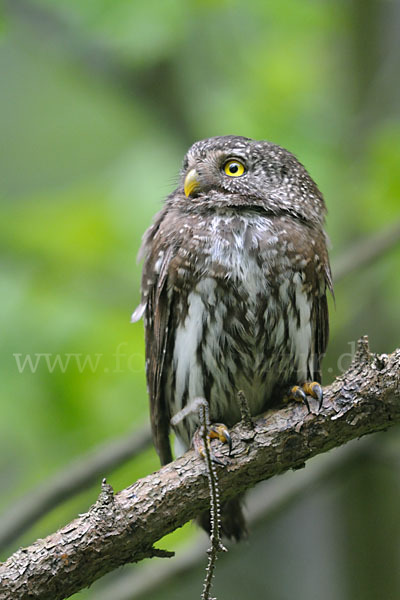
xmin=209 ymin=423 xmax=232 ymax=456
xmin=193 ymin=422 xmax=232 ymax=464
xmin=286 ymin=381 xmax=323 ymax=412
xmin=302 ymin=382 xmax=323 ymax=410
xmin=286 ymin=386 xmax=310 ymax=412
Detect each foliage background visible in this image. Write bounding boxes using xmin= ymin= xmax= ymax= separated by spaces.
xmin=1 ymin=1 xmax=399 ymax=598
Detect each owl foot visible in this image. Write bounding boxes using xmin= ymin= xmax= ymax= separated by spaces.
xmin=285 ymin=381 xmax=323 ymax=411
xmin=193 ymin=423 xmax=232 ymax=465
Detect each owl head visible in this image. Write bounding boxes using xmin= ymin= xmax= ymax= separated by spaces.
xmin=171 ymin=135 xmax=326 ymax=226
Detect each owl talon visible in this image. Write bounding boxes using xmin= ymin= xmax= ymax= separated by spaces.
xmin=286 ymin=382 xmax=323 ymax=411
xmin=302 ymin=381 xmax=323 ymax=410
xmin=193 ymin=422 xmax=232 ymax=463
xmin=209 ymin=423 xmax=232 ymax=456
xmin=286 ymin=386 xmax=310 ymax=412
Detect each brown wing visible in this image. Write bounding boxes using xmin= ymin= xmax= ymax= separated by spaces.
xmin=132 ymin=209 xmax=175 ymax=465
xmin=272 ymin=217 xmax=333 ymax=384
xmin=311 ymin=243 xmax=333 ymax=383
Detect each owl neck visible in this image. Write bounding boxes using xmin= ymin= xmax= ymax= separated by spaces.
xmin=169 ymin=191 xmax=326 ymax=229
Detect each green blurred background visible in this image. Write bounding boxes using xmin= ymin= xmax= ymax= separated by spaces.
xmin=1 ymin=1 xmax=399 ymax=598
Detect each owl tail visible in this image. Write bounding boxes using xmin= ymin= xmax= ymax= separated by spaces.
xmin=197 ymin=495 xmax=247 ymax=542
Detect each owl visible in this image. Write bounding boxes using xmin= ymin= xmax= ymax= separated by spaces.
xmin=132 ymin=135 xmax=332 ymax=540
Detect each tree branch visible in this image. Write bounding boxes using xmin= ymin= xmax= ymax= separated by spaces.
xmin=2 ymin=219 xmax=398 ymax=553
xmin=0 ymin=427 xmax=151 ymax=551
xmin=332 ymin=220 xmax=400 ymax=283
xmin=4 ymin=0 xmax=195 ymax=145
xmin=94 ymin=440 xmax=371 ymax=600
xmin=0 ymin=338 xmax=399 ymax=600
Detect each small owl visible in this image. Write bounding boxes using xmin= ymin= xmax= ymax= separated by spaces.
xmin=132 ymin=135 xmax=332 ymax=540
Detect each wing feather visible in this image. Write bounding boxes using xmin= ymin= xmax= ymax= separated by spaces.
xmin=132 ymin=210 xmax=175 ymax=465
xmin=145 ymin=247 xmax=174 ymax=465
xmin=312 ymin=260 xmax=333 ymax=383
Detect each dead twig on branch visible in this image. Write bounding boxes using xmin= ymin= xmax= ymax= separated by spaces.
xmin=0 ymin=337 xmax=399 ymax=600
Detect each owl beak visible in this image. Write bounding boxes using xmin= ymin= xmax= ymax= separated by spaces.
xmin=184 ymin=168 xmax=200 ymax=198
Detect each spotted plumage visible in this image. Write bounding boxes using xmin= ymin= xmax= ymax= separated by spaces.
xmin=132 ymin=135 xmax=332 ymax=539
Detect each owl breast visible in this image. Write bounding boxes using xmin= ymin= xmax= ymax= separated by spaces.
xmin=166 ymin=210 xmax=316 ymax=450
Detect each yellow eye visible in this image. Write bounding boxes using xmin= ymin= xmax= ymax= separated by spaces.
xmin=223 ymin=159 xmax=245 ymax=177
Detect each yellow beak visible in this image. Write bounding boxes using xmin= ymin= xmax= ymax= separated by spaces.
xmin=184 ymin=168 xmax=200 ymax=197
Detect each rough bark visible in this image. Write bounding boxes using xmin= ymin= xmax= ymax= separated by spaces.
xmin=1 ymin=337 xmax=399 ymax=600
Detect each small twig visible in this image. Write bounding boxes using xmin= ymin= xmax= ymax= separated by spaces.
xmin=170 ymin=398 xmax=207 ymax=427
xmin=171 ymin=397 xmax=228 ymax=599
xmin=198 ymin=401 xmax=227 ymax=600
xmin=354 ymin=335 xmax=372 ymax=363
xmin=237 ymin=390 xmax=254 ymax=430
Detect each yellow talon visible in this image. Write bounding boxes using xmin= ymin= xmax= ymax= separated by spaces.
xmin=287 ymin=385 xmax=309 ymax=411
xmin=285 ymin=381 xmax=323 ymax=411
xmin=209 ymin=424 xmax=232 ymax=454
xmin=193 ymin=422 xmax=232 ymax=462
xmin=302 ymin=381 xmax=323 ymax=408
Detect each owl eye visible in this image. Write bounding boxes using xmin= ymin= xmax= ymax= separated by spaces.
xmin=223 ymin=159 xmax=245 ymax=177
